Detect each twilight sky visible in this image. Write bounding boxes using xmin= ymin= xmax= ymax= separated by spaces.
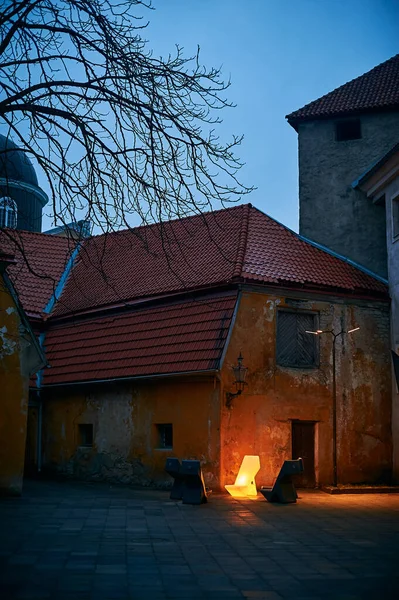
xmin=17 ymin=0 xmax=399 ymax=232
xmin=140 ymin=0 xmax=399 ymax=232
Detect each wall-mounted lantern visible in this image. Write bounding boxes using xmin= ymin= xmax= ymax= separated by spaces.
xmin=226 ymin=352 xmax=248 ymax=408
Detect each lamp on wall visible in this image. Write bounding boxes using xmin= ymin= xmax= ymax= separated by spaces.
xmin=226 ymin=352 xmax=248 ymax=408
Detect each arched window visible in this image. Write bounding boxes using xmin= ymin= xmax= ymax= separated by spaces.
xmin=0 ymin=196 xmax=17 ymax=229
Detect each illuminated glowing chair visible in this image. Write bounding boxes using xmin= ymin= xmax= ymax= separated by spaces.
xmin=225 ymin=455 xmax=260 ymax=497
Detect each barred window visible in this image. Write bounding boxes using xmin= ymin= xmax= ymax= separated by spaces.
xmin=276 ymin=311 xmax=318 ymax=368
xmin=0 ymin=196 xmax=17 ymax=229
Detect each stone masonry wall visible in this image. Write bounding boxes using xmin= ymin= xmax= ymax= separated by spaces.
xmin=298 ymin=111 xmax=399 ymax=277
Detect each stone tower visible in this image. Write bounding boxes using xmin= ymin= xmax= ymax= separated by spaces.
xmin=286 ymin=54 xmax=399 ymax=278
xmin=0 ymin=135 xmax=48 ymax=232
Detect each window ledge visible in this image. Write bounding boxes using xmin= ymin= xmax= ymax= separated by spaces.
xmin=276 ymin=364 xmax=320 ymax=371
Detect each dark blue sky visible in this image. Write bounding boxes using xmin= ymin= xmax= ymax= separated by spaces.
xmin=6 ymin=0 xmax=397 ymax=232
xmin=141 ymin=0 xmax=399 ymax=231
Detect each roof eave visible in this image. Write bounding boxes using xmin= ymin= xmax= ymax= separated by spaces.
xmin=40 ymin=368 xmax=218 ymax=388
xmin=287 ymin=104 xmax=399 ymax=131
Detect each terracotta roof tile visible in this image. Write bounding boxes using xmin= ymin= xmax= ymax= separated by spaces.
xmin=2 ymin=203 xmax=387 ymax=326
xmin=242 ymin=208 xmax=387 ymax=294
xmin=52 ymin=206 xmax=247 ymax=317
xmin=0 ymin=230 xmax=77 ymax=319
xmin=43 ymin=292 xmax=237 ymax=385
xmin=286 ymin=54 xmax=399 ymax=126
xmin=51 ymin=204 xmax=386 ymax=318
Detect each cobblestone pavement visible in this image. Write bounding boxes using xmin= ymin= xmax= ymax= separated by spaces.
xmin=0 ymin=480 xmax=398 ymax=600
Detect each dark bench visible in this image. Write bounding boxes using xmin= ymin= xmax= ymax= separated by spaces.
xmin=180 ymin=460 xmax=207 ymax=505
xmin=260 ymin=458 xmax=304 ymax=503
xmin=165 ymin=458 xmax=208 ymax=505
xmin=165 ymin=457 xmax=185 ymax=500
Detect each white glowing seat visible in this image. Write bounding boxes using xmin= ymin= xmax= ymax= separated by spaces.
xmin=225 ymin=455 xmax=260 ymax=497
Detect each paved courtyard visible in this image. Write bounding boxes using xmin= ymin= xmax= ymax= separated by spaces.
xmin=0 ymin=480 xmax=398 ymax=600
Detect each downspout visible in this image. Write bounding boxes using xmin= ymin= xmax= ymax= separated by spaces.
xmin=37 ymin=241 xmax=81 ymax=470
xmin=36 ymin=332 xmax=46 ymax=473
xmin=216 ymin=291 xmax=242 ymax=490
xmin=37 ymin=395 xmax=43 ymax=473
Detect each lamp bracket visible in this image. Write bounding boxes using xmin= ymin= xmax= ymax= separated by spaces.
xmin=225 ymin=389 xmax=242 ymax=409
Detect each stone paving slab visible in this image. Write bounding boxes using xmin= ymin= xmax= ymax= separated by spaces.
xmin=0 ymin=480 xmax=399 ymax=599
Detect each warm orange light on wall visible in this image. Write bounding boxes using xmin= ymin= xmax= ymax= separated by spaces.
xmin=225 ymin=455 xmax=260 ymax=497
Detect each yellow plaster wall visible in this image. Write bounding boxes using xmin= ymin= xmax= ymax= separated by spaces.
xmin=0 ymin=275 xmax=29 ymax=495
xmin=40 ymin=289 xmax=391 ymax=490
xmin=220 ymin=291 xmax=392 ymax=488
xmin=42 ymin=376 xmax=221 ymax=487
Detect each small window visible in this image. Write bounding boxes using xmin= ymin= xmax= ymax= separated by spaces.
xmin=392 ymin=195 xmax=399 ymax=239
xmin=78 ymin=424 xmax=93 ymax=447
xmin=276 ymin=311 xmax=318 ymax=368
xmin=156 ymin=424 xmax=173 ymax=449
xmin=335 ymin=119 xmax=361 ymax=142
xmin=0 ymin=196 xmax=17 ymax=229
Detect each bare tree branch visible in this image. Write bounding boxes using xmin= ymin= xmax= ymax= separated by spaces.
xmin=0 ymin=0 xmax=253 ymax=237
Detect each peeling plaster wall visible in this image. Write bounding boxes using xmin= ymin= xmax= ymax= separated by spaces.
xmin=41 ymin=290 xmax=391 ymax=490
xmin=0 ymin=275 xmax=29 ymax=495
xmin=220 ymin=291 xmax=391 ymax=487
xmin=42 ymin=376 xmax=220 ymax=487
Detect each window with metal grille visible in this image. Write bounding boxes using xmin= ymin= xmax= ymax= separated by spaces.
xmin=0 ymin=196 xmax=17 ymax=229
xmin=276 ymin=311 xmax=318 ymax=368
xmin=156 ymin=424 xmax=173 ymax=449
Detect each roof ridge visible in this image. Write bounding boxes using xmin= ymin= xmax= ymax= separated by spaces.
xmin=232 ymin=203 xmax=251 ymax=278
xmin=86 ymin=203 xmax=251 ymax=242
xmin=0 ymin=228 xmax=74 ymax=244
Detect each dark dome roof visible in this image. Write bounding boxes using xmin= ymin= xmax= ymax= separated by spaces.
xmin=0 ymin=134 xmax=38 ymax=186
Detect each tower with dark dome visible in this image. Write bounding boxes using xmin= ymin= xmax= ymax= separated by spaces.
xmin=0 ymin=134 xmax=48 ymax=232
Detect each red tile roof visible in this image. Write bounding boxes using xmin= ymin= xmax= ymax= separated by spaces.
xmin=286 ymin=54 xmax=399 ymax=127
xmin=43 ymin=292 xmax=237 ymax=385
xmin=51 ymin=207 xmax=244 ymax=317
xmin=0 ymin=230 xmax=76 ymax=319
xmin=51 ymin=204 xmax=386 ymax=318
xmin=242 ymin=207 xmax=387 ymax=294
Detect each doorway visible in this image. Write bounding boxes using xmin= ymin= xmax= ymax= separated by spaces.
xmin=292 ymin=420 xmax=316 ymax=487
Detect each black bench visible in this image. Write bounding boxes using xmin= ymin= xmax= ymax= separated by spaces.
xmin=165 ymin=458 xmax=208 ymax=505
xmin=260 ymin=458 xmax=304 ymax=503
xmin=165 ymin=457 xmax=185 ymax=500
xmin=180 ymin=460 xmax=207 ymax=505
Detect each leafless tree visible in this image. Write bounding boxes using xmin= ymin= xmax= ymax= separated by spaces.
xmin=0 ymin=0 xmax=252 ymax=234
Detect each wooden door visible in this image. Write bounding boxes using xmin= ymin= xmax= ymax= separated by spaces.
xmin=292 ymin=421 xmax=316 ymax=488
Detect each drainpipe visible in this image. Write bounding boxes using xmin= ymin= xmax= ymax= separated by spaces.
xmin=37 ymin=392 xmax=43 ymax=472
xmin=37 ymin=392 xmax=43 ymax=473
xmin=36 ymin=333 xmax=45 ymax=473
xmin=332 ymin=335 xmax=337 ymax=487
